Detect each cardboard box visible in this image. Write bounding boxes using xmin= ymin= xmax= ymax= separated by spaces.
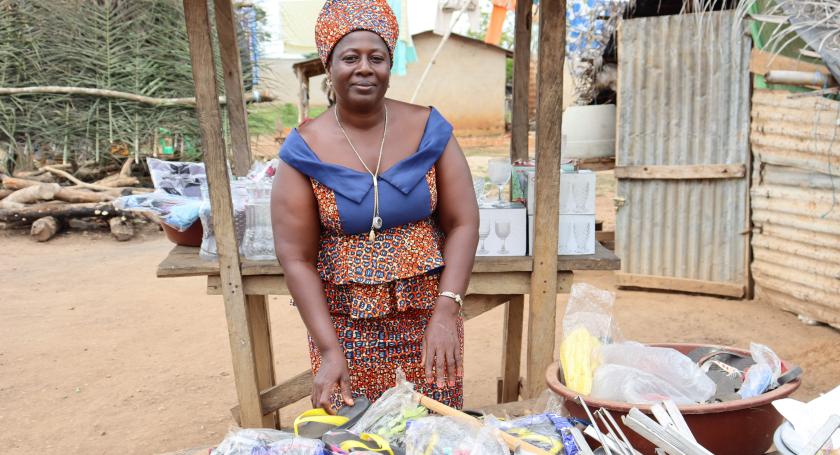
xmin=511 ymin=161 xmax=535 ymax=203
xmin=526 ymin=170 xmax=596 ymax=215
xmin=529 ymin=214 xmax=596 ymax=256
xmin=478 ymin=203 xmax=527 ymax=257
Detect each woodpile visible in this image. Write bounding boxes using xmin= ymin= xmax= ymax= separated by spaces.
xmin=0 ymin=159 xmax=151 ymax=241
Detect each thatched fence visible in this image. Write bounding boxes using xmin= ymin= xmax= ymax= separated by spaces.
xmin=0 ymin=0 xmax=261 ymax=171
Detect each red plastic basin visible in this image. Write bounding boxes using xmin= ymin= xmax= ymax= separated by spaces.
xmin=545 ymin=342 xmax=801 ymax=455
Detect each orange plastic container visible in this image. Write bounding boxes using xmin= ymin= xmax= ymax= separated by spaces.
xmin=160 ymin=221 xmax=203 ymax=247
xmin=545 ymin=343 xmax=801 ymax=455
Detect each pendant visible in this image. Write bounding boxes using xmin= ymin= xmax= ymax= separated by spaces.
xmin=372 ymin=216 xmax=383 ymax=230
xmin=368 ymin=229 xmax=376 ymax=242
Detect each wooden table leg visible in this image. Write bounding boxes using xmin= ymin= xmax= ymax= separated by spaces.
xmin=247 ymin=294 xmax=278 ymax=428
xmin=524 ymin=271 xmax=573 ymax=398
xmin=500 ymin=295 xmax=524 ymax=403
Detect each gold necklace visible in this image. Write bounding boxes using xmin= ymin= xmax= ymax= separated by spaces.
xmin=334 ymin=104 xmax=389 ymax=242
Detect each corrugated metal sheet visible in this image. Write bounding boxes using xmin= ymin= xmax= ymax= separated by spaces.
xmin=614 ymin=11 xmax=752 ymax=296
xmin=751 ymin=90 xmax=840 ymax=329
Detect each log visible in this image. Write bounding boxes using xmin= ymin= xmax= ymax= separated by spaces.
xmin=93 ymin=159 xmax=140 ymax=187
xmin=31 ymin=216 xmax=61 ymax=242
xmin=13 ymin=172 xmax=54 ymax=183
xmin=42 ymin=166 xmax=116 ymax=191
xmin=109 ymin=216 xmax=134 ymax=241
xmin=0 ymin=202 xmax=119 ymax=222
xmin=68 ymin=218 xmax=107 ymax=231
xmin=2 ymin=176 xmax=116 ymax=202
xmin=93 ymin=175 xmax=140 ymax=188
xmin=0 ymin=86 xmax=272 ymax=106
xmin=75 ymin=162 xmax=119 ymax=181
xmin=0 ymin=189 xmax=11 ymax=200
xmin=0 ymin=183 xmax=60 ymax=208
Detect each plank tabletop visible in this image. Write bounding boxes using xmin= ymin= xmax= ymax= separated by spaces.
xmin=157 ymin=242 xmax=620 ymax=278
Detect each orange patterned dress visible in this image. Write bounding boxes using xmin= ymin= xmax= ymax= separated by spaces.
xmin=279 ymin=108 xmax=463 ymax=408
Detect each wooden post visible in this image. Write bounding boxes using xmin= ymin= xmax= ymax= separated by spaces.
xmin=213 ymin=0 xmax=252 ymax=177
xmin=246 ymin=294 xmax=279 ymax=428
xmin=500 ymin=0 xmax=533 ymax=404
xmin=500 ymin=295 xmax=524 ymax=402
xmin=510 ymin=0 xmax=533 ymax=162
xmin=295 ymin=67 xmax=310 ymax=125
xmin=524 ymin=0 xmax=565 ymax=399
xmin=183 ymin=0 xmax=264 ymax=427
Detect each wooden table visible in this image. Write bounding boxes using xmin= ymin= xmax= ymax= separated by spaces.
xmin=157 ymin=243 xmax=619 ymax=427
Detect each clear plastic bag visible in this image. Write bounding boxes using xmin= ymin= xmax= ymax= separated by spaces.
xmin=739 ymin=342 xmax=782 ymax=398
xmin=147 ymin=157 xmax=206 ymax=198
xmin=561 ymin=283 xmax=618 ymax=343
xmin=405 ymin=416 xmax=508 ymax=455
xmin=114 ymin=191 xmax=201 ymax=231
xmin=559 ymin=283 xmax=617 ymax=395
xmin=246 ymin=158 xmax=279 ymax=182
xmin=593 ymin=342 xmax=715 ymax=404
xmin=350 ymin=370 xmax=427 ymax=448
xmin=591 ymin=364 xmax=702 ymax=405
xmin=241 ymin=180 xmax=275 ymax=261
xmin=210 ymin=428 xmax=324 ymax=455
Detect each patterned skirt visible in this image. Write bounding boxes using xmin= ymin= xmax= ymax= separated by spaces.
xmin=308 ymin=273 xmax=464 ymax=410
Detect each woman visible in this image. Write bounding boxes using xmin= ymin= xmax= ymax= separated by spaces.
xmin=272 ymin=0 xmax=479 ymax=413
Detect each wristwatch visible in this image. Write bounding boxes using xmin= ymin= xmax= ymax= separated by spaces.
xmin=438 ymin=291 xmax=464 ymax=307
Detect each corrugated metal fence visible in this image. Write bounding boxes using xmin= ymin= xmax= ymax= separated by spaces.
xmin=751 ymin=90 xmax=840 ymax=329
xmin=614 ymin=11 xmax=752 ymax=297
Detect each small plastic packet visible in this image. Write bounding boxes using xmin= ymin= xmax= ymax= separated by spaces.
xmin=739 ymin=342 xmax=782 ymax=398
xmin=596 ymin=341 xmax=715 ymax=404
xmin=405 ymin=416 xmax=508 ymax=455
xmin=488 ymin=413 xmax=576 ymax=454
xmin=209 ymin=428 xmax=324 ymax=455
xmin=349 ymin=370 xmax=427 ymax=448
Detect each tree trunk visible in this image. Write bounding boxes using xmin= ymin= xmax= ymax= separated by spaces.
xmin=0 ymin=202 xmax=119 ymax=222
xmin=109 ymin=216 xmax=134 ymax=241
xmin=31 ymin=216 xmax=62 ymax=241
xmin=0 ymin=183 xmax=61 ymax=208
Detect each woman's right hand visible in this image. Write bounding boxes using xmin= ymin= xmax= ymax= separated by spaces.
xmin=312 ymin=348 xmax=354 ymax=413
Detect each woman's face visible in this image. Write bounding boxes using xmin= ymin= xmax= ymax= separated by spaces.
xmin=328 ymin=30 xmax=390 ymax=109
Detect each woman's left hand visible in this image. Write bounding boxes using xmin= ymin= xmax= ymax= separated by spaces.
xmin=422 ymin=298 xmax=463 ymax=388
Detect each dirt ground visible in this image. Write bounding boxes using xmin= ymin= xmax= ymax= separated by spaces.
xmin=2 ymin=135 xmax=838 ymax=454
xmin=3 ymin=231 xmax=839 ymax=454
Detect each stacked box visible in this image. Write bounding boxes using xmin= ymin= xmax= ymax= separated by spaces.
xmin=527 ymin=170 xmax=596 ymax=255
xmin=477 ymin=203 xmax=528 ymax=257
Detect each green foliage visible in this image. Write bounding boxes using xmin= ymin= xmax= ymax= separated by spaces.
xmin=0 ymin=0 xmax=264 ymax=167
xmin=247 ymin=103 xmax=328 ymax=134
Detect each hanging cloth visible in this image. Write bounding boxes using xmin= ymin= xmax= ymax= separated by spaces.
xmin=486 ymin=0 xmax=515 ymax=45
xmin=388 ymin=0 xmax=418 ymax=76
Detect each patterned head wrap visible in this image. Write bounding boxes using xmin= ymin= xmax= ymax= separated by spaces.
xmin=315 ymin=0 xmax=398 ymax=67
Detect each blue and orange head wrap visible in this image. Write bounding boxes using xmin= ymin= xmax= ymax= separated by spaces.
xmin=315 ymin=0 xmax=398 ymax=67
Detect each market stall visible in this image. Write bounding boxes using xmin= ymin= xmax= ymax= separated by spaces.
xmin=163 ymin=0 xmax=625 ymax=431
